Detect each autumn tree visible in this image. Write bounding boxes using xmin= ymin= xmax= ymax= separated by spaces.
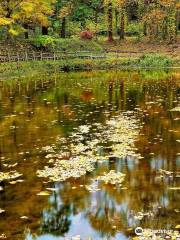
xmin=52 ymin=0 xmax=74 ymax=38
xmin=175 ymin=1 xmax=180 ymax=34
xmin=0 ymin=0 xmax=179 ymax=42
xmin=0 ymin=0 xmax=55 ymax=37
xmin=139 ymin=0 xmax=179 ymax=42
xmin=104 ymin=0 xmax=114 ymax=41
xmin=115 ymin=0 xmax=128 ymax=39
xmin=72 ymin=0 xmax=102 ymax=34
xmin=104 ymin=0 xmax=129 ymax=41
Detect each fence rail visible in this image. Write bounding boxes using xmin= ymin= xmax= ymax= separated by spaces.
xmin=0 ymin=50 xmax=145 ymax=63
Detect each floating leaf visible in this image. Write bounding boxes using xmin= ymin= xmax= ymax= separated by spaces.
xmin=170 ymin=106 xmax=180 ymax=112
xmin=20 ymin=216 xmax=29 ymax=220
xmin=37 ymin=191 xmax=50 ymax=196
xmin=0 ymin=209 xmax=5 ymax=214
xmin=0 ymin=171 xmax=22 ymax=183
xmin=168 ymin=187 xmax=180 ymax=190
xmin=98 ymin=170 xmax=126 ymax=185
xmin=37 ymin=113 xmax=140 ymax=185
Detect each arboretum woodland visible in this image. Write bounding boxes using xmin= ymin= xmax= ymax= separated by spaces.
xmin=0 ymin=0 xmax=180 ymax=43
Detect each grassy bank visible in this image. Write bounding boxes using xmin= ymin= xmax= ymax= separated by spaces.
xmin=0 ymin=36 xmax=180 ymax=80
xmin=0 ymin=58 xmax=133 ymax=79
xmin=0 ymin=54 xmax=179 ymax=80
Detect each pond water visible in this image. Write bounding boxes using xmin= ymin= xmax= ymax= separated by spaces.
xmin=0 ymin=70 xmax=180 ymax=240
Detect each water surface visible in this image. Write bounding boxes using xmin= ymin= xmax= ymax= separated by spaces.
xmin=0 ymin=70 xmax=180 ymax=240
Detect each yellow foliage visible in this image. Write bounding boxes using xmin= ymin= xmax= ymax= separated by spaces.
xmin=115 ymin=0 xmax=126 ymax=8
xmin=176 ymin=2 xmax=180 ymax=8
xmin=18 ymin=0 xmax=55 ymax=26
xmin=160 ymin=0 xmax=176 ymax=7
xmin=0 ymin=18 xmax=13 ymax=26
xmin=0 ymin=0 xmax=55 ymax=33
xmin=144 ymin=9 xmax=166 ymax=23
xmin=8 ymin=28 xmax=19 ymax=36
xmin=59 ymin=5 xmax=72 ymax=18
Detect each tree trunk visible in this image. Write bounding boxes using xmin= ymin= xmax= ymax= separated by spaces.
xmin=23 ymin=24 xmax=29 ymax=39
xmin=42 ymin=26 xmax=48 ymax=35
xmin=162 ymin=17 xmax=168 ymax=40
xmin=115 ymin=10 xmax=119 ymax=35
xmin=175 ymin=11 xmax=180 ymax=35
xmin=107 ymin=2 xmax=113 ymax=42
xmin=119 ymin=9 xmax=125 ymax=40
xmin=143 ymin=22 xmax=147 ymax=36
xmin=61 ymin=17 xmax=66 ymax=38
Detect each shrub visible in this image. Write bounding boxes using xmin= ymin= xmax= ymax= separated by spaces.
xmin=80 ymin=31 xmax=94 ymax=40
xmin=30 ymin=35 xmax=102 ymax=51
xmin=138 ymin=54 xmax=174 ymax=68
xmin=126 ymin=22 xmax=144 ymax=37
xmin=31 ymin=35 xmax=56 ymax=49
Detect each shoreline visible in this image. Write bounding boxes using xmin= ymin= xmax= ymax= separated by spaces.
xmin=0 ymin=56 xmax=180 ymax=80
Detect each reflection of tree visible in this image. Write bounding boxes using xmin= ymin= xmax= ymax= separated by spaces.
xmin=126 ymin=85 xmax=143 ymax=110
xmin=40 ymin=191 xmax=71 ymax=236
xmin=59 ymin=181 xmax=91 ymax=213
xmin=81 ymin=90 xmax=94 ymax=102
xmin=86 ymin=190 xmax=129 ymax=238
xmin=63 ymin=93 xmax=69 ymax=105
xmin=83 ymin=147 xmax=180 ymax=233
xmin=119 ymin=81 xmax=125 ymax=111
xmin=39 ymin=181 xmax=92 ymax=237
xmin=108 ymin=81 xmax=113 ymax=105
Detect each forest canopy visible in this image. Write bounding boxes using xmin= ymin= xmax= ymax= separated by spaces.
xmin=0 ymin=0 xmax=180 ymax=43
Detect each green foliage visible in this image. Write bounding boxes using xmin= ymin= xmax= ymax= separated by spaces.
xmin=126 ymin=22 xmax=143 ymax=37
xmin=140 ymin=70 xmax=171 ymax=80
xmin=56 ymin=38 xmax=100 ymax=51
xmin=0 ymin=54 xmax=178 ymax=80
xmin=0 ymin=27 xmax=7 ymax=40
xmin=0 ymin=0 xmax=55 ymax=36
xmin=31 ymin=35 xmax=102 ymax=51
xmin=138 ymin=54 xmax=174 ymax=68
xmin=0 ymin=0 xmax=179 ymax=42
xmin=31 ymin=35 xmax=57 ymax=49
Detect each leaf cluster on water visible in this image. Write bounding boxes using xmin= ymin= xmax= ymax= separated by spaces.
xmin=37 ymin=113 xmax=141 ymax=183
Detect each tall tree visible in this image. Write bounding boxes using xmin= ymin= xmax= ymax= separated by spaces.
xmin=139 ymin=0 xmax=178 ymax=41
xmin=0 ymin=0 xmax=55 ymax=37
xmin=104 ymin=0 xmax=114 ymax=41
xmin=115 ymin=0 xmax=128 ymax=40
xmin=53 ymin=0 xmax=74 ymax=38
xmin=59 ymin=2 xmax=73 ymax=38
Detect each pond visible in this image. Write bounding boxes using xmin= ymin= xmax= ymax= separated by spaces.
xmin=0 ymin=70 xmax=180 ymax=240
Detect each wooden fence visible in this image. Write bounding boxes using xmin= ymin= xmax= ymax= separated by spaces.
xmin=0 ymin=50 xmax=144 ymax=63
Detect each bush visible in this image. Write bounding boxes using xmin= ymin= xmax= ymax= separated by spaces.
xmin=80 ymin=31 xmax=94 ymax=40
xmin=30 ymin=35 xmax=102 ymax=51
xmin=31 ymin=35 xmax=56 ymax=49
xmin=138 ymin=54 xmax=174 ymax=68
xmin=126 ymin=22 xmax=144 ymax=37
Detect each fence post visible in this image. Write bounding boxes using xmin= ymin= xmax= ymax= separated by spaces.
xmin=8 ymin=52 xmax=10 ymax=62
xmin=25 ymin=52 xmax=28 ymax=61
xmin=116 ymin=50 xmax=119 ymax=59
xmin=40 ymin=52 xmax=43 ymax=61
xmin=17 ymin=53 xmax=20 ymax=62
xmin=33 ymin=52 xmax=35 ymax=61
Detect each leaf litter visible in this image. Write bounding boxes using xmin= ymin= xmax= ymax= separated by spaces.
xmin=37 ymin=113 xmax=141 ymax=183
xmin=170 ymin=106 xmax=180 ymax=112
xmin=0 ymin=171 xmax=22 ymax=183
xmin=97 ymin=170 xmax=126 ymax=185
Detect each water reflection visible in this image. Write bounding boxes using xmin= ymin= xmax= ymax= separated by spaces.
xmin=0 ymin=70 xmax=180 ymax=240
